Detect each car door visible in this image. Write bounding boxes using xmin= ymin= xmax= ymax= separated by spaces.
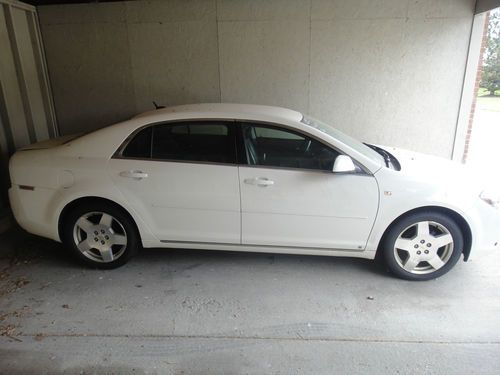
xmin=238 ymin=122 xmax=379 ymax=251
xmin=108 ymin=120 xmax=241 ymax=244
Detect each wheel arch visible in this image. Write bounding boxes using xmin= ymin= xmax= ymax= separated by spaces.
xmin=58 ymin=196 xmax=142 ymax=244
xmin=376 ymin=206 xmax=472 ymax=261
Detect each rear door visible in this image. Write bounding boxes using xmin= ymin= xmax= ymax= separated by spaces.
xmin=108 ymin=121 xmax=241 ymax=244
xmin=238 ymin=122 xmax=379 ymax=250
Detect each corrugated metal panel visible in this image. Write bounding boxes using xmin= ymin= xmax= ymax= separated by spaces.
xmin=0 ymin=0 xmax=57 ymax=211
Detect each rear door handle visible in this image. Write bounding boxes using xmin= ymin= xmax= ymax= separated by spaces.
xmin=119 ymin=170 xmax=148 ymax=180
xmin=244 ymin=177 xmax=274 ymax=187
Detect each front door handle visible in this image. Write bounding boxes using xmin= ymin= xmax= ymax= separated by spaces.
xmin=244 ymin=177 xmax=274 ymax=187
xmin=119 ymin=170 xmax=148 ymax=180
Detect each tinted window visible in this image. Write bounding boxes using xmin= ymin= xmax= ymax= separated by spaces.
xmin=242 ymin=123 xmax=339 ymax=171
xmin=122 ymin=127 xmax=152 ymax=158
xmin=152 ymin=122 xmax=236 ymax=163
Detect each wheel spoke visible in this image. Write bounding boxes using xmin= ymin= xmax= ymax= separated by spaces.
xmin=403 ymin=256 xmax=419 ymax=272
xmin=427 ymin=256 xmax=445 ymax=270
xmin=112 ymin=234 xmax=127 ymax=246
xmin=76 ymin=217 xmax=93 ymax=234
xmin=432 ymin=233 xmax=453 ymax=249
xmin=99 ymin=213 xmax=113 ymax=227
xmin=77 ymin=240 xmax=92 ymax=253
xmin=100 ymin=247 xmax=114 ymax=262
xmin=416 ymin=221 xmax=430 ymax=237
xmin=395 ymin=238 xmax=414 ymax=252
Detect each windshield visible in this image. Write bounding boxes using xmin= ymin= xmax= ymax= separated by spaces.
xmin=301 ymin=115 xmax=385 ymax=165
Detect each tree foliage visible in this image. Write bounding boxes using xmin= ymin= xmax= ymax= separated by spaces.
xmin=481 ymin=9 xmax=500 ymax=96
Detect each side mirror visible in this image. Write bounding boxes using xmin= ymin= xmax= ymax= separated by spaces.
xmin=333 ymin=155 xmax=356 ymax=173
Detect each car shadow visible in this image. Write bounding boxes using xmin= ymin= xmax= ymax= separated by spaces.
xmin=139 ymin=247 xmax=388 ymax=277
xmin=0 ymin=225 xmax=389 ymax=278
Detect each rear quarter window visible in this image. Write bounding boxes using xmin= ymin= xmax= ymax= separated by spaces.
xmin=122 ymin=127 xmax=152 ymax=158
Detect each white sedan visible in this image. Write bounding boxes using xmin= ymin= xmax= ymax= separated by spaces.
xmin=8 ymin=104 xmax=500 ymax=280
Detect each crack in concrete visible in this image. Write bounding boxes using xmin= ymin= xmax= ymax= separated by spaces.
xmin=12 ymin=332 xmax=500 ymax=345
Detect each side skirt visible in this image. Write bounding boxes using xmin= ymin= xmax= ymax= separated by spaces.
xmin=140 ymin=239 xmax=377 ymax=260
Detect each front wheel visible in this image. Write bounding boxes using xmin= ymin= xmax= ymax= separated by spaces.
xmin=382 ymin=212 xmax=463 ymax=281
xmin=62 ymin=202 xmax=139 ymax=269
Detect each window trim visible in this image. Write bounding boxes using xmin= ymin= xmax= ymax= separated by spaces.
xmin=112 ymin=118 xmax=371 ymax=174
xmin=112 ymin=119 xmax=239 ymax=167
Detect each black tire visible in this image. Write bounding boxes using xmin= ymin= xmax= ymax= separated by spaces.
xmin=61 ymin=201 xmax=139 ymax=269
xmin=381 ymin=211 xmax=463 ymax=281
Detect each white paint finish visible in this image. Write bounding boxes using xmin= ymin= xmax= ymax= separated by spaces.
xmin=10 ymin=6 xmax=49 ymax=142
xmin=128 ymin=20 xmax=220 ymax=114
xmin=310 ymin=16 xmax=471 ymax=158
xmin=8 ymin=104 xmax=500 ymax=268
xmin=407 ymin=0 xmax=475 ymax=19
xmin=108 ymin=159 xmax=241 ymax=243
xmin=217 ymin=0 xmax=310 ymax=21
xmin=311 ymin=0 xmax=408 ymax=20
xmin=239 ymin=166 xmax=379 ymax=250
xmin=134 ymin=103 xmax=304 ymax=123
xmin=218 ymin=20 xmax=310 ymax=113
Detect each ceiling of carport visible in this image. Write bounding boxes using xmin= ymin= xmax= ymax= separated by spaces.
xmin=26 ymin=0 xmax=500 ymax=14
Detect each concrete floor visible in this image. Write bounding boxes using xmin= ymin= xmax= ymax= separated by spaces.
xmin=0 ymin=226 xmax=499 ymax=374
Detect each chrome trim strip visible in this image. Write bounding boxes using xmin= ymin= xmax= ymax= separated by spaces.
xmin=112 ymin=156 xmax=239 ymax=168
xmin=159 ymin=239 xmax=363 ymax=252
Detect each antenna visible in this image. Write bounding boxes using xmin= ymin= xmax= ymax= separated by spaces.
xmin=153 ymin=101 xmax=165 ymax=110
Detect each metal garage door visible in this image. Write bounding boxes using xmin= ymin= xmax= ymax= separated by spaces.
xmin=0 ymin=0 xmax=57 ymax=214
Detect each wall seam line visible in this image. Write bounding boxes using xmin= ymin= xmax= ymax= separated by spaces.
xmin=122 ymin=2 xmax=137 ymax=114
xmin=215 ymin=0 xmax=222 ymax=103
xmin=307 ymin=0 xmax=312 ymax=114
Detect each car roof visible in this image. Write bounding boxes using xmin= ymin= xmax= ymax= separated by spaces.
xmin=132 ymin=103 xmax=304 ymax=123
xmin=60 ymin=102 xmax=382 ymax=174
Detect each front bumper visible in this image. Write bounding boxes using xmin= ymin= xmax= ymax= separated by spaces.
xmin=466 ymin=198 xmax=500 ymax=260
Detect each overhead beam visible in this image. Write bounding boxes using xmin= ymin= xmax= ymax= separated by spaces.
xmin=475 ymin=0 xmax=500 ymax=14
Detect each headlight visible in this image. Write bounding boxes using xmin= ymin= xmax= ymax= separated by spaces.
xmin=480 ymin=189 xmax=500 ymax=209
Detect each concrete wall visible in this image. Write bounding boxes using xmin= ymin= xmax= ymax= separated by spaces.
xmin=38 ymin=0 xmax=475 ymax=158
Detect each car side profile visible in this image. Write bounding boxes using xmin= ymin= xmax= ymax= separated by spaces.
xmin=8 ymin=104 xmax=500 ymax=280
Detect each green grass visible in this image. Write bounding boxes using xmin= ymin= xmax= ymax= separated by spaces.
xmin=477 ymin=88 xmax=500 ymax=112
xmin=477 ymin=87 xmax=500 ymax=96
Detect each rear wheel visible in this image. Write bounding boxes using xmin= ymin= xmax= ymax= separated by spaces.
xmin=62 ymin=202 xmax=139 ymax=269
xmin=382 ymin=212 xmax=463 ymax=281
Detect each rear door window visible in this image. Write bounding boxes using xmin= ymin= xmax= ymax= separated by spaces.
xmin=152 ymin=122 xmax=237 ymax=164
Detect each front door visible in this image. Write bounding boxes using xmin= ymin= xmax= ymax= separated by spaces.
xmin=238 ymin=123 xmax=379 ymax=250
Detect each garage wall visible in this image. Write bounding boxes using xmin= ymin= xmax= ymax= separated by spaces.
xmin=38 ymin=0 xmax=475 ymax=158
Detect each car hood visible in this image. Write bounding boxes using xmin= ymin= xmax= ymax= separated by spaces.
xmin=379 ymin=145 xmax=488 ymax=193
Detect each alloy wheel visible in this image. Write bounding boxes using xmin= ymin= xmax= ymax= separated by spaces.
xmin=72 ymin=211 xmax=128 ymax=263
xmin=393 ymin=220 xmax=454 ymax=275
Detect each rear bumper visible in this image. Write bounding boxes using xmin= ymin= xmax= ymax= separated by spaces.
xmin=9 ymin=185 xmax=60 ymax=241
